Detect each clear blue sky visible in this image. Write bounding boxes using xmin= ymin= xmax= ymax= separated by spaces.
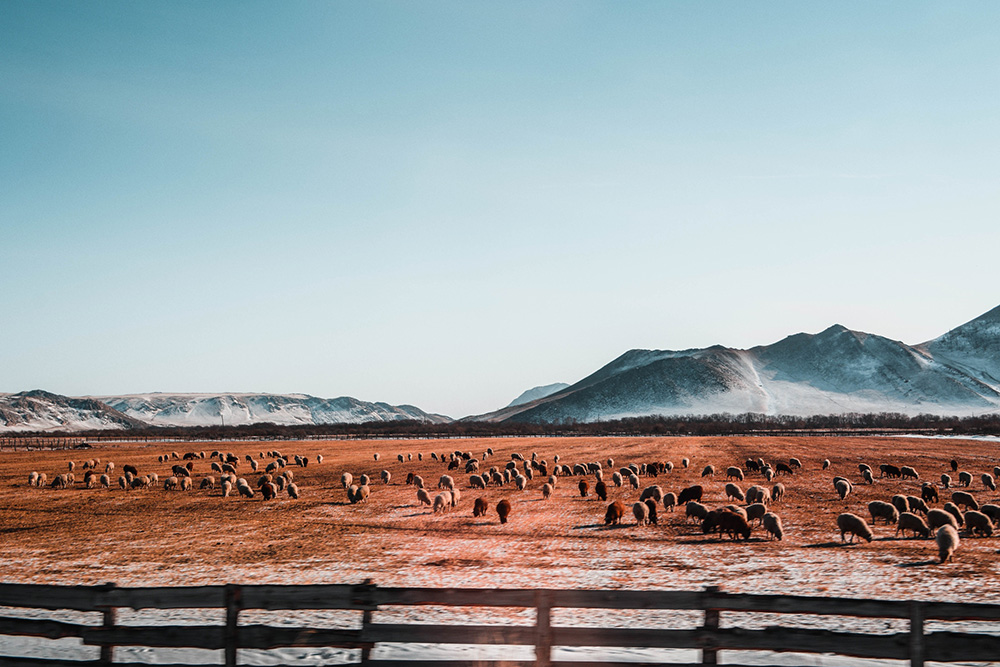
xmin=2 ymin=1 xmax=999 ymax=417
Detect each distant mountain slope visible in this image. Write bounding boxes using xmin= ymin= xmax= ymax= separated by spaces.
xmin=97 ymin=393 xmax=451 ymax=427
xmin=0 ymin=391 xmax=450 ymax=431
xmin=470 ymin=305 xmax=1000 ymax=423
xmin=507 ymin=383 xmax=570 ymax=407
xmin=0 ymin=390 xmax=146 ymax=432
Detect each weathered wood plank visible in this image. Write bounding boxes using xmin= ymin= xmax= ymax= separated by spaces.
xmin=103 ymin=586 xmax=225 ymax=610
xmin=363 ymin=623 xmax=537 ymax=645
xmin=81 ymin=625 xmax=225 ymax=649
xmin=551 ymin=589 xmax=705 ymax=610
xmin=0 ymin=659 xmax=102 ymax=667
xmin=373 ymin=588 xmax=537 ymax=608
xmin=0 ymin=617 xmax=88 ymax=640
xmin=0 ymin=584 xmax=99 ymax=611
xmin=234 ymin=624 xmax=367 ymax=649
xmin=239 ymin=584 xmax=364 ymax=610
xmin=924 ymin=631 xmax=1000 ymax=661
xmin=551 ymin=626 xmax=911 ymax=660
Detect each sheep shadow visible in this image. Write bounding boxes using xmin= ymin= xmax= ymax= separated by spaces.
xmin=899 ymin=559 xmax=938 ymax=568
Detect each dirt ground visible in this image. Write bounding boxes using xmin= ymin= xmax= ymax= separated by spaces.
xmin=2 ymin=435 xmax=1000 ymax=603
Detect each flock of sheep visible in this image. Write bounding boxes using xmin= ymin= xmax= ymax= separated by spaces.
xmin=26 ymin=442 xmax=999 ymax=564
xmin=26 ymin=449 xmax=312 ymax=500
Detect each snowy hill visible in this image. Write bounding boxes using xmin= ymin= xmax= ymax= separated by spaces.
xmin=0 ymin=391 xmax=450 ymax=432
xmin=471 ymin=305 xmax=1000 ymax=423
xmin=506 ymin=383 xmax=570 ymax=407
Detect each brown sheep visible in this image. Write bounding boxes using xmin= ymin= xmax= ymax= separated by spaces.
xmin=604 ymin=500 xmax=625 ymax=525
xmin=496 ymin=498 xmax=512 ymax=524
xmin=578 ymin=479 xmax=590 ymax=497
xmin=896 ymin=512 xmax=930 ymax=539
xmin=632 ymin=502 xmax=649 ymax=526
xmin=473 ymin=497 xmax=488 ymax=517
xmin=644 ymin=499 xmax=658 ymax=526
xmin=952 ymin=491 xmax=979 ymax=511
xmin=595 ymin=481 xmax=608 ymax=501
xmin=677 ymin=485 xmax=703 ymax=504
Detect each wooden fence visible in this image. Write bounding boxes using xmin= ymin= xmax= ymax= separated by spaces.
xmin=1 ymin=582 xmax=999 ymax=666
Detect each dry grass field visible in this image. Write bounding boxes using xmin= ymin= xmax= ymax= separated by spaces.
xmin=2 ymin=435 xmax=1000 ymax=602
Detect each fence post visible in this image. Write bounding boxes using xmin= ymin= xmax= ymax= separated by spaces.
xmin=701 ymin=585 xmax=721 ymax=665
xmin=355 ymin=578 xmax=377 ymax=665
xmin=98 ymin=582 xmax=117 ymax=667
xmin=909 ymin=600 xmax=924 ymax=667
xmin=535 ymin=589 xmax=553 ymax=667
xmin=224 ymin=584 xmax=242 ymax=667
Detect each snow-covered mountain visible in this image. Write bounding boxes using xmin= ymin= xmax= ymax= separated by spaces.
xmin=472 ymin=305 xmax=1000 ymax=423
xmin=0 ymin=390 xmax=147 ymax=432
xmin=506 ymin=383 xmax=570 ymax=407
xmin=0 ymin=391 xmax=450 ymax=432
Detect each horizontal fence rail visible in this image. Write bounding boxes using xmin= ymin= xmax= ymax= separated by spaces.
xmin=1 ymin=582 xmax=999 ymax=666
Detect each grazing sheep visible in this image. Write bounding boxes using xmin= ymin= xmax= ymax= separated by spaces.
xmin=686 ymin=501 xmax=709 ymax=523
xmin=937 ymin=524 xmax=960 ymax=563
xmin=682 ymin=458 xmax=689 ymax=468
xmin=578 ymin=480 xmax=590 ymax=497
xmin=276 ymin=476 xmax=287 ymax=491
xmin=776 ymin=463 xmax=794 ymax=476
xmin=907 ymin=496 xmax=929 ymax=515
xmin=28 ymin=471 xmax=39 ymax=487
xmin=900 ymin=466 xmax=919 ymax=480
xmin=952 ymin=491 xmax=979 ymax=511
xmin=611 ymin=472 xmax=623 ymax=487
xmin=644 ymin=499 xmax=658 ymax=525
xmin=868 ymin=501 xmax=899 ymax=525
xmin=413 ymin=475 xmax=424 ymax=489
xmin=983 ymin=473 xmax=997 ymax=491
xmin=762 ymin=512 xmax=783 ymax=540
xmin=980 ymin=504 xmax=1000 ymax=524
xmin=200 ymin=477 xmax=215 ymax=490
xmin=927 ymin=508 xmax=959 ymax=531
xmin=470 ymin=475 xmax=485 ymax=489
xmin=726 ymin=466 xmax=744 ymax=481
xmin=38 ymin=472 xmax=47 ymax=487
xmin=837 ymin=513 xmax=873 ymax=543
xmin=123 ymin=464 xmax=138 ymax=477
xmin=771 ymin=483 xmax=785 ymax=503
xmin=994 ymin=466 xmax=1000 ymax=480
xmin=317 ymin=455 xmax=323 ymax=464
xmin=350 ymin=485 xmax=371 ymax=504
xmin=891 ymin=495 xmax=910 ymax=515
xmin=432 ymin=491 xmax=452 ymax=513
xmin=628 ymin=473 xmax=640 ymax=489
xmin=118 ymin=476 xmax=127 ymax=490
xmin=713 ymin=510 xmax=752 ymax=541
xmin=510 ymin=475 xmax=524 ymax=491
xmin=164 ymin=476 xmax=179 ymax=491
xmin=450 ymin=486 xmax=462 ymax=507
xmin=439 ymin=475 xmax=455 ymax=490
xmin=180 ymin=476 xmax=193 ymax=491
xmin=822 ymin=459 xmax=831 ymax=470
xmin=211 ymin=462 xmax=223 ymax=473
xmin=958 ymin=471 xmax=973 ymax=487
xmin=381 ymin=470 xmax=391 ymax=485
xmin=965 ymin=510 xmax=994 ymax=537
xmin=105 ymin=462 xmax=114 ymax=474
xmin=249 ymin=459 xmax=258 ymax=472
xmin=862 ymin=469 xmax=874 ymax=485
xmin=725 ymin=483 xmax=745 ymax=502
xmin=639 ymin=485 xmax=663 ymax=502
xmin=746 ymin=503 xmax=768 ymax=526
xmin=835 ymin=479 xmax=852 ymax=500
xmin=701 ymin=465 xmax=715 ymax=478
xmin=879 ymin=464 xmax=901 ymax=478
xmin=541 ymin=483 xmax=553 ymax=499
xmin=746 ymin=485 xmax=770 ymax=505
xmin=261 ymin=482 xmax=277 ymax=500
xmin=237 ymin=483 xmax=255 ymax=499
xmin=789 ymin=457 xmax=802 ymax=470
xmin=473 ymin=497 xmax=488 ymax=517
xmin=922 ymin=484 xmax=939 ymax=504
xmin=678 ymin=485 xmax=703 ymax=504
xmin=496 ymin=498 xmax=511 ymax=524
xmin=950 ymin=459 xmax=959 ymax=472
xmin=605 ymin=500 xmax=626 ymax=525
xmin=896 ymin=512 xmax=930 ymax=539
xmin=595 ymin=481 xmax=608 ymax=501
xmin=662 ymin=492 xmax=677 ymax=512
xmin=547 ymin=474 xmax=557 ymax=487
xmin=943 ymin=502 xmax=965 ymax=527
xmin=99 ymin=474 xmax=110 ymax=488
xmin=222 ymin=480 xmax=233 ymax=497
xmin=416 ymin=488 xmax=432 ymax=506
xmin=373 ymin=453 xmax=380 ymax=461
xmin=632 ymin=502 xmax=649 ymax=526
xmin=941 ymin=474 xmax=952 ymax=489
xmin=287 ymin=483 xmax=300 ymax=499
xmin=762 ymin=467 xmax=775 ymax=482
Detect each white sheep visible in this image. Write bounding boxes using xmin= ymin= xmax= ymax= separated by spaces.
xmin=287 ymin=483 xmax=300 ymax=499
xmin=632 ymin=502 xmax=649 ymax=526
xmin=837 ymin=512 xmax=873 ymax=543
xmin=762 ymin=512 xmax=783 ymax=540
xmin=416 ymin=488 xmax=432 ymax=506
xmin=433 ymin=491 xmax=452 ymax=513
xmin=439 ymin=474 xmax=455 ymax=490
xmin=541 ymin=483 xmax=552 ymax=499
xmin=936 ymin=524 xmax=960 ymax=563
